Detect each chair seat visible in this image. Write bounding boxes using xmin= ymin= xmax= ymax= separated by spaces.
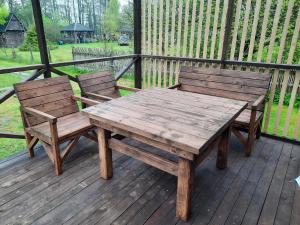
xmin=26 ymin=112 xmax=94 ymax=143
xmin=234 ymin=109 xmax=263 ymax=127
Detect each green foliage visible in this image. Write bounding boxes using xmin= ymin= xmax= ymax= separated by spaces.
xmin=103 ymin=0 xmax=120 ymax=39
xmin=0 ymin=4 xmax=8 ymax=25
xmin=19 ymin=25 xmax=39 ymax=51
xmin=43 ymin=14 xmax=67 ymax=42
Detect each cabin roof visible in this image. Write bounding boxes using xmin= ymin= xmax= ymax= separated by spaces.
xmin=60 ymin=23 xmax=94 ymax=32
xmin=0 ymin=13 xmax=26 ymax=33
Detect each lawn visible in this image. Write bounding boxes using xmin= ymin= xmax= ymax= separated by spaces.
xmin=0 ymin=41 xmax=133 ymax=67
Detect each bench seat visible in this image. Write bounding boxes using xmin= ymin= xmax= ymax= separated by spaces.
xmin=176 ymin=67 xmax=271 ymax=156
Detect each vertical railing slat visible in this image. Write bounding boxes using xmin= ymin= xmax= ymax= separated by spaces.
xmin=182 ymin=0 xmax=190 ymax=58
xmin=283 ymin=69 xmax=300 ymax=136
xmin=152 ymin=2 xmax=157 ymax=87
xmin=203 ymin=0 xmax=212 ymax=59
xmin=157 ymin=0 xmax=164 ymax=87
xmin=256 ymin=0 xmax=272 ymax=62
xmin=163 ymin=0 xmax=170 ymax=88
xmin=247 ymin=0 xmax=262 ymax=62
xmin=168 ymin=0 xmax=176 ymax=87
xmin=266 ymin=0 xmax=284 ymax=63
xmin=210 ymin=0 xmax=220 ymax=59
xmin=174 ymin=0 xmax=183 ymax=86
xmin=195 ymin=0 xmax=205 ymax=59
xmin=230 ymin=0 xmax=243 ymax=60
xmin=294 ymin=108 xmax=300 ymax=139
xmin=238 ymin=0 xmax=252 ymax=62
xmin=189 ymin=0 xmax=197 ymax=59
xmin=147 ymin=0 xmax=152 ymax=88
xmin=217 ymin=0 xmax=229 ymax=60
xmin=141 ymin=0 xmax=146 ymax=89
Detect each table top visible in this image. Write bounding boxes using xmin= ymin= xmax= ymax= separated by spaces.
xmin=84 ymin=88 xmax=248 ymax=155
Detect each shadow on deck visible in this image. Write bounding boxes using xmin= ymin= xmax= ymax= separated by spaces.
xmin=0 ymin=136 xmax=299 ymax=225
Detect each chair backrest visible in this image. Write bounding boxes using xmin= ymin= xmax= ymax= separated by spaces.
xmin=179 ymin=67 xmax=271 ymax=109
xmin=77 ymin=71 xmax=120 ymax=99
xmin=14 ymin=76 xmax=78 ymax=126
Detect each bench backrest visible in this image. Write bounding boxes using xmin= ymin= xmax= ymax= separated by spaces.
xmin=77 ymin=71 xmax=120 ymax=99
xmin=14 ymin=76 xmax=78 ymax=126
xmin=179 ymin=67 xmax=271 ymax=109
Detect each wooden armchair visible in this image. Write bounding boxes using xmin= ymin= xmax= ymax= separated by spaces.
xmin=175 ymin=67 xmax=271 ymax=156
xmin=14 ymin=76 xmax=99 ymax=175
xmin=77 ymin=71 xmax=140 ymax=102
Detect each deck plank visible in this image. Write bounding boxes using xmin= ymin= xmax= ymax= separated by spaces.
xmin=0 ymin=137 xmax=298 ymax=225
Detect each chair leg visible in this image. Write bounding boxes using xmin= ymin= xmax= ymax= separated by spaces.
xmin=53 ymin=143 xmax=62 ymax=176
xmin=256 ymin=122 xmax=262 ymax=140
xmin=245 ymin=128 xmax=255 ymax=157
xmin=25 ymin=132 xmax=35 ymax=158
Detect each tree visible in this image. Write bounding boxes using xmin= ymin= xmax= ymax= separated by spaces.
xmin=19 ymin=25 xmax=39 ymax=51
xmin=103 ymin=0 xmax=120 ymax=40
xmin=0 ymin=3 xmax=8 ymax=25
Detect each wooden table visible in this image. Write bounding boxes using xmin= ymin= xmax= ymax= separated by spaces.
xmin=84 ymin=88 xmax=248 ymax=221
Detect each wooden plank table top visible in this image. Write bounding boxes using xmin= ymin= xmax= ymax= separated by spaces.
xmin=84 ymin=88 xmax=247 ymax=155
xmin=83 ymin=88 xmax=248 ymax=221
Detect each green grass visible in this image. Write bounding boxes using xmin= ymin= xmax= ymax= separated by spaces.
xmin=0 ymin=73 xmax=24 ymax=89
xmin=0 ymin=41 xmax=133 ymax=68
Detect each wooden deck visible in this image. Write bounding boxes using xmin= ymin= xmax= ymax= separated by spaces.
xmin=0 ymin=136 xmax=299 ymax=225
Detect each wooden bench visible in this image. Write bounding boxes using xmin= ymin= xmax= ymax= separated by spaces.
xmin=77 ymin=71 xmax=140 ymax=102
xmin=14 ymin=76 xmax=99 ymax=175
xmin=174 ymin=67 xmax=271 ymax=156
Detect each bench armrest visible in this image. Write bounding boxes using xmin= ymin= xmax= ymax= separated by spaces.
xmin=116 ymin=85 xmax=140 ymax=92
xmin=252 ymin=95 xmax=265 ymax=111
xmin=168 ymin=84 xmax=181 ymax=89
xmin=22 ymin=107 xmax=57 ymax=124
xmin=84 ymin=92 xmax=113 ymax=101
xmin=71 ymin=95 xmax=100 ymax=106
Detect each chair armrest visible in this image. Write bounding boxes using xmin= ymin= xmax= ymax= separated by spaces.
xmin=252 ymin=95 xmax=265 ymax=111
xmin=116 ymin=85 xmax=140 ymax=92
xmin=84 ymin=92 xmax=113 ymax=101
xmin=168 ymin=84 xmax=181 ymax=89
xmin=22 ymin=107 xmax=57 ymax=124
xmin=71 ymin=95 xmax=100 ymax=106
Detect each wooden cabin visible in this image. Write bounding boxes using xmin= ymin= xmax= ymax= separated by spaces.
xmin=0 ymin=13 xmax=26 ymax=48
xmin=60 ymin=23 xmax=95 ymax=44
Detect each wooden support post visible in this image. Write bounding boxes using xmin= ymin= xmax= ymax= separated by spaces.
xmin=97 ymin=128 xmax=113 ymax=179
xmin=31 ymin=0 xmax=51 ymax=78
xmin=176 ymin=158 xmax=194 ymax=221
xmin=133 ymin=0 xmax=142 ymax=89
xmin=217 ymin=127 xmax=230 ymax=169
xmin=220 ymin=0 xmax=234 ymax=69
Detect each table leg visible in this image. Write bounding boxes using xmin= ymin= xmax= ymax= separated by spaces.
xmin=97 ymin=128 xmax=113 ymax=179
xmin=176 ymin=158 xmax=194 ymax=221
xmin=217 ymin=127 xmax=230 ymax=169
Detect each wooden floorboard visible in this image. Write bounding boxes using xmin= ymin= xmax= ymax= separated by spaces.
xmin=0 ymin=136 xmax=299 ymax=225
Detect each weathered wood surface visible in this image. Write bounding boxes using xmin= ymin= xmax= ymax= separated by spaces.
xmin=85 ymin=88 xmax=247 ymax=221
xmin=84 ymin=88 xmax=247 ymax=155
xmin=0 ymin=137 xmax=298 ymax=225
xmin=14 ymin=76 xmax=97 ymax=175
xmin=177 ymin=67 xmax=271 ymax=156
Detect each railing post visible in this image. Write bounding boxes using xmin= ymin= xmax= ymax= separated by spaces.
xmin=31 ymin=0 xmax=51 ymax=78
xmin=220 ymin=0 xmax=234 ymax=69
xmin=133 ymin=0 xmax=142 ymax=88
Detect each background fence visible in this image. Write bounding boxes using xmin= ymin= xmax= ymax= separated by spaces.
xmin=72 ymin=47 xmax=134 ymax=74
xmin=141 ymin=0 xmax=300 ymax=140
